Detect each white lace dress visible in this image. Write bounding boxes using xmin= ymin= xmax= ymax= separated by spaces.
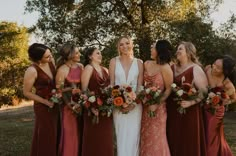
xmin=113 ymin=57 xmax=142 ymax=156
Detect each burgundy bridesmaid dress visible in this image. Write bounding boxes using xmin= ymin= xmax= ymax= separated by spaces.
xmin=166 ymin=65 xmax=206 ymax=156
xmin=82 ymin=67 xmax=114 ymax=156
xmin=30 ymin=62 xmax=59 ymax=156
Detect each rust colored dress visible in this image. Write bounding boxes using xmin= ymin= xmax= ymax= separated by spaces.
xmin=166 ymin=65 xmax=206 ymax=156
xmin=140 ymin=71 xmax=171 ymax=156
xmin=82 ymin=67 xmax=114 ymax=156
xmin=59 ymin=66 xmax=82 ymax=156
xmin=204 ymin=87 xmax=233 ymax=156
xmin=30 ymin=62 xmax=59 ymax=156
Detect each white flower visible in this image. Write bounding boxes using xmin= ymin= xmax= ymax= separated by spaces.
xmin=145 ymin=88 xmax=151 ymax=94
xmin=88 ymin=96 xmax=96 ymax=103
xmin=171 ymin=83 xmax=177 ymax=88
xmin=51 ymin=89 xmax=56 ymax=93
xmin=176 ymin=89 xmax=184 ymax=97
xmin=208 ymin=92 xmax=216 ymax=98
xmin=154 ymin=92 xmax=160 ymax=98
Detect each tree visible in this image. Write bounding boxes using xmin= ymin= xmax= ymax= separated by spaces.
xmin=0 ymin=21 xmax=29 ymax=105
xmin=25 ymin=0 xmax=236 ymax=63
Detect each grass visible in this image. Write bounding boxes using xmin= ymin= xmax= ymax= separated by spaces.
xmin=0 ymin=106 xmax=235 ymax=156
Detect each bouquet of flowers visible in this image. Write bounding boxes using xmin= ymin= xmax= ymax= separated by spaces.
xmin=136 ymin=86 xmax=162 ymax=117
xmin=82 ymin=90 xmax=105 ymax=124
xmin=69 ymin=88 xmax=87 ymax=115
xmin=171 ymin=82 xmax=198 ymax=114
xmin=102 ymin=85 xmax=136 ymax=114
xmin=205 ymin=87 xmax=229 ymax=114
xmin=49 ymin=88 xmax=63 ymax=104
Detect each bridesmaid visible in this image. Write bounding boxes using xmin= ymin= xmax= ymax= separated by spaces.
xmin=166 ymin=41 xmax=208 ymax=156
xmin=204 ymin=55 xmax=236 ymax=156
xmin=140 ymin=40 xmax=173 ymax=156
xmin=109 ymin=36 xmax=143 ymax=156
xmin=23 ymin=43 xmax=59 ymax=156
xmin=81 ymin=47 xmax=114 ymax=156
xmin=56 ymin=43 xmax=83 ymax=156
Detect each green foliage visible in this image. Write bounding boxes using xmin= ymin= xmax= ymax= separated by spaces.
xmin=0 ymin=21 xmax=29 ymax=105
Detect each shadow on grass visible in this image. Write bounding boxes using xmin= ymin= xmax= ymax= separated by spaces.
xmin=0 ymin=106 xmax=235 ymax=156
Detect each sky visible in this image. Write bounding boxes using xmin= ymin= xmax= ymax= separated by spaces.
xmin=0 ymin=0 xmax=236 ymax=43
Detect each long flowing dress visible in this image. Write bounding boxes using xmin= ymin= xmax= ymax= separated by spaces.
xmin=59 ymin=66 xmax=82 ymax=156
xmin=30 ymin=62 xmax=59 ymax=156
xmin=82 ymin=66 xmax=114 ymax=156
xmin=204 ymin=87 xmax=233 ymax=156
xmin=140 ymin=71 xmax=171 ymax=156
xmin=113 ymin=57 xmax=142 ymax=156
xmin=166 ymin=65 xmax=206 ymax=156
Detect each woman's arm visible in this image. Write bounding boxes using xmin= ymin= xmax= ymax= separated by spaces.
xmin=160 ymin=64 xmax=173 ymax=103
xmin=23 ymin=67 xmax=54 ymax=107
xmin=137 ymin=59 xmax=144 ymax=92
xmin=81 ymin=65 xmax=94 ymax=92
xmin=109 ymin=58 xmax=116 ymax=86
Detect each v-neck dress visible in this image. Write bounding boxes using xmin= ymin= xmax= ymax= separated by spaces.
xmin=82 ymin=66 xmax=114 ymax=156
xmin=113 ymin=57 xmax=142 ymax=156
xmin=30 ymin=62 xmax=59 ymax=156
xmin=166 ymin=65 xmax=206 ymax=156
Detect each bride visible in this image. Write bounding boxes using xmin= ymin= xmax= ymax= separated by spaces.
xmin=109 ymin=36 xmax=143 ymax=156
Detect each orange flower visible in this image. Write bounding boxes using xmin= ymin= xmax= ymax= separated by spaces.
xmin=72 ymin=88 xmax=81 ymax=94
xmin=114 ymin=97 xmax=124 ymax=106
xmin=212 ymin=96 xmax=220 ymax=106
xmin=112 ymin=89 xmax=120 ymax=96
xmin=97 ymin=97 xmax=103 ymax=106
xmin=221 ymin=92 xmax=229 ymax=99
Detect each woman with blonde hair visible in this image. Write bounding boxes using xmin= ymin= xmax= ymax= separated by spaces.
xmin=166 ymin=41 xmax=208 ymax=156
xmin=109 ymin=36 xmax=143 ymax=156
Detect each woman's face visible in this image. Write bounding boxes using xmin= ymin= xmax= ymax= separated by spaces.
xmin=90 ymin=49 xmax=102 ymax=64
xmin=150 ymin=43 xmax=157 ymax=60
xmin=176 ymin=44 xmax=187 ymax=62
xmin=40 ymin=49 xmax=52 ymax=63
xmin=212 ymin=59 xmax=223 ymax=75
xmin=118 ymin=38 xmax=133 ymax=55
xmin=71 ymin=47 xmax=81 ymax=62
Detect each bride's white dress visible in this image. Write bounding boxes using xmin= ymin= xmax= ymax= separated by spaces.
xmin=113 ymin=57 xmax=142 ymax=156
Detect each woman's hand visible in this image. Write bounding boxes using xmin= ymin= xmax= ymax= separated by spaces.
xmin=45 ymin=99 xmax=54 ymax=108
xmin=180 ymin=100 xmax=193 ymax=108
xmin=148 ymin=104 xmax=158 ymax=112
xmin=121 ymin=104 xmax=135 ymax=113
xmin=91 ymin=108 xmax=99 ymax=116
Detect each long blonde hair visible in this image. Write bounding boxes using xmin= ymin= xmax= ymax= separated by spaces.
xmin=116 ymin=35 xmax=134 ymax=56
xmin=177 ymin=41 xmax=201 ymax=66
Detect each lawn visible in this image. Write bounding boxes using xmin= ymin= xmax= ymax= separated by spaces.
xmin=0 ymin=106 xmax=235 ymax=156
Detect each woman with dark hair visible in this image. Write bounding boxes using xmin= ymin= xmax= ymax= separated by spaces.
xmin=109 ymin=36 xmax=143 ymax=156
xmin=166 ymin=41 xmax=208 ymax=156
xmin=204 ymin=55 xmax=236 ymax=156
xmin=81 ymin=47 xmax=114 ymax=156
xmin=23 ymin=43 xmax=59 ymax=156
xmin=56 ymin=43 xmax=83 ymax=156
xmin=140 ymin=40 xmax=173 ymax=156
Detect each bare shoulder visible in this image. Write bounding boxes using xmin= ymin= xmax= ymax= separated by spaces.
xmin=136 ymin=58 xmax=143 ymax=65
xmin=57 ymin=64 xmax=68 ymax=72
xmin=77 ymin=63 xmax=84 ymax=70
xmin=109 ymin=57 xmax=117 ymax=65
xmin=160 ymin=63 xmax=172 ymax=74
xmin=24 ymin=66 xmax=37 ymax=80
xmin=84 ymin=64 xmax=94 ymax=72
xmin=193 ymin=64 xmax=205 ymax=73
xmin=102 ymin=67 xmax=109 ymax=73
xmin=204 ymin=64 xmax=211 ymax=72
xmin=224 ymin=79 xmax=235 ymax=95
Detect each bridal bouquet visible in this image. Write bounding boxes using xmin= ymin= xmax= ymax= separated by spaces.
xmin=205 ymin=87 xmax=229 ymax=114
xmin=171 ymin=82 xmax=198 ymax=114
xmin=102 ymin=85 xmax=136 ymax=114
xmin=136 ymin=86 xmax=162 ymax=117
xmin=49 ymin=88 xmax=63 ymax=105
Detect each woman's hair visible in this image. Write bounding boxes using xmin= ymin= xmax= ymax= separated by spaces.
xmin=28 ymin=43 xmax=51 ymax=62
xmin=57 ymin=43 xmax=77 ymax=69
xmin=155 ymin=40 xmax=173 ymax=65
xmin=83 ymin=47 xmax=97 ymax=66
xmin=222 ymin=55 xmax=236 ymax=86
xmin=177 ymin=41 xmax=201 ymax=66
xmin=116 ymin=35 xmax=133 ymax=55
